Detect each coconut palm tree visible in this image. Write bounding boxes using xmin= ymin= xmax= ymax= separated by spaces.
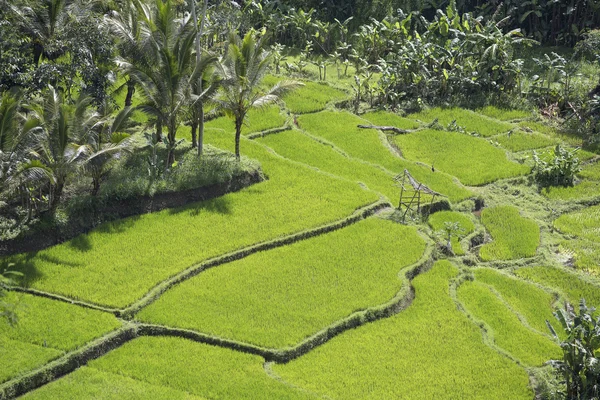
xmin=118 ymin=0 xmax=196 ymax=167
xmin=216 ymin=31 xmax=302 ymax=161
xmin=28 ymin=86 xmax=98 ymax=211
xmin=9 ymin=0 xmax=75 ymax=66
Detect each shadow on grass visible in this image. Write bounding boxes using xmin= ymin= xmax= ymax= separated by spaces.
xmin=167 ymin=196 xmax=233 ymax=217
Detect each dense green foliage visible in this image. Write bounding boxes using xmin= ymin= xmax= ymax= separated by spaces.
xmin=274 ymin=261 xmax=534 ymax=399
xmin=479 ymin=206 xmax=540 ymax=261
xmin=547 ymin=300 xmax=600 ymax=400
xmin=532 ymin=145 xmax=581 ymax=188
xmin=138 ymin=218 xmax=426 ymax=348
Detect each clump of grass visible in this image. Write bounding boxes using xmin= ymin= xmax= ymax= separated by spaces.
xmin=457 ymin=280 xmax=560 ymax=366
xmin=554 ymin=205 xmax=600 ymax=274
xmin=476 ymin=106 xmax=533 ymax=121
xmin=362 ymin=111 xmax=421 ymax=130
xmin=428 ymin=211 xmax=474 ymax=255
xmin=274 ymin=261 xmax=533 ymax=399
xmin=298 ymin=111 xmax=473 ymax=202
xmin=0 ymin=292 xmax=121 ymax=383
xmin=479 ymin=206 xmax=540 ymax=261
xmin=473 ymin=268 xmax=561 ymax=336
xmin=393 ymin=129 xmax=530 ymax=186
xmin=408 ymin=107 xmax=514 ymax=137
xmin=492 ymin=131 xmax=556 ymax=152
xmin=514 ymin=266 xmax=600 ymax=307
xmin=25 ymin=337 xmax=313 ymax=399
xmin=137 ymin=218 xmax=426 ymax=348
xmin=3 ymin=135 xmax=377 ymax=307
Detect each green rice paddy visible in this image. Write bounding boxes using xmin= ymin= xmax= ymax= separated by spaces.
xmin=273 ymin=261 xmax=533 ymax=399
xmin=393 ymin=129 xmax=530 ymax=185
xmin=408 ymin=107 xmax=514 ymax=137
xmin=137 ymin=218 xmax=426 ymax=348
xmin=5 ymin=77 xmax=599 ymax=399
xmin=479 ymin=206 xmax=540 ymax=261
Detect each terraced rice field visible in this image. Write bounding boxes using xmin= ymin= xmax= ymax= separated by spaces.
xmin=3 ymin=79 xmax=600 ymax=400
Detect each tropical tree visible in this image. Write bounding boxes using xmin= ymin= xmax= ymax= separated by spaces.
xmin=216 ymin=30 xmax=302 ymax=161
xmin=118 ymin=0 xmax=196 ymax=167
xmin=548 ymin=299 xmax=600 ymax=399
xmin=74 ymin=102 xmax=134 ymax=196
xmin=28 ymin=86 xmax=98 ymax=211
xmin=8 ymin=0 xmax=74 ymax=66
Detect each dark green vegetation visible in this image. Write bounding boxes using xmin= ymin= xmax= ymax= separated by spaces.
xmin=2 ymin=0 xmax=600 ymax=399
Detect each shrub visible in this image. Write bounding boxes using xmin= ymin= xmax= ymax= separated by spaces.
xmin=547 ymin=299 xmax=600 ymax=400
xmin=532 ymin=144 xmax=581 ymax=188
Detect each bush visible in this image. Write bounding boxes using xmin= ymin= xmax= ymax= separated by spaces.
xmin=532 ymin=145 xmax=581 ymax=188
xmin=548 ymin=299 xmax=600 ymax=400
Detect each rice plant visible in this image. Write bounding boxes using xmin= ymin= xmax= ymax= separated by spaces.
xmin=479 ymin=206 xmax=540 ymax=261
xmin=137 ymin=218 xmax=426 ymax=348
xmin=394 ymin=129 xmax=530 ymax=185
xmin=492 ymin=131 xmax=556 ymax=152
xmin=274 ymin=261 xmax=533 ymax=399
xmin=408 ymin=108 xmax=514 ymax=137
xmin=428 ymin=211 xmax=475 ymax=255
xmin=476 ymin=106 xmax=533 ymax=121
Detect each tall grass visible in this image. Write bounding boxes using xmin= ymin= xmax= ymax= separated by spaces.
xmin=0 ymin=337 xmax=60 ymax=384
xmin=393 ymin=129 xmax=530 ymax=185
xmin=89 ymin=337 xmax=311 ymax=399
xmin=362 ymin=111 xmax=420 ymax=130
xmin=298 ymin=111 xmax=473 ymax=202
xmin=457 ymin=281 xmax=560 ymax=366
xmin=274 ymin=261 xmax=533 ymax=399
xmin=479 ymin=206 xmax=540 ymax=261
xmin=3 ymin=135 xmax=377 ymax=307
xmin=408 ymin=108 xmax=514 ymax=137
xmin=204 ymin=105 xmax=287 ymax=135
xmin=137 ymin=218 xmax=426 ymax=348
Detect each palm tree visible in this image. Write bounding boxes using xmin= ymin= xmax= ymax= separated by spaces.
xmin=216 ymin=31 xmax=302 ymax=161
xmin=0 ymin=90 xmax=53 ymax=220
xmin=9 ymin=0 xmax=75 ymax=66
xmin=74 ymin=102 xmax=134 ymax=196
xmin=103 ymin=0 xmax=145 ymax=108
xmin=118 ymin=0 xmax=196 ymax=167
xmin=28 ymin=86 xmax=97 ymax=211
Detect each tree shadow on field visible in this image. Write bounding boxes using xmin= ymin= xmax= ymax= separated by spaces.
xmin=167 ymin=196 xmax=233 ymax=217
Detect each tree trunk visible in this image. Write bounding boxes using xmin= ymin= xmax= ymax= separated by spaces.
xmin=235 ymin=117 xmax=242 ymax=161
xmin=191 ymin=121 xmax=198 ymax=149
xmin=166 ymin=121 xmax=176 ymax=169
xmin=197 ymin=104 xmax=205 ymax=156
xmin=49 ymin=179 xmax=65 ymax=213
xmin=125 ymin=79 xmax=135 ymax=107
xmin=156 ymin=120 xmax=163 ymax=143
